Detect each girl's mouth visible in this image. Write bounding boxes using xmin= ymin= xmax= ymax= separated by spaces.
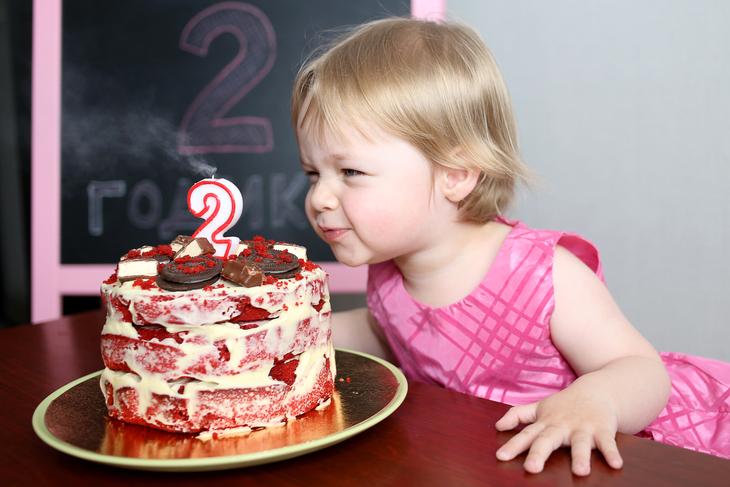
xmin=321 ymin=228 xmax=349 ymax=241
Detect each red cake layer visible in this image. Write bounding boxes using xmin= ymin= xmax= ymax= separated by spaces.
xmin=102 ymin=357 xmax=334 ymax=433
xmin=102 ymin=291 xmax=272 ymax=326
xmin=101 ymin=313 xmax=332 ymax=380
xmin=101 ymin=277 xmax=328 ymax=328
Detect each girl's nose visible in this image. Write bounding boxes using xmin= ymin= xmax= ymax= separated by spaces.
xmin=308 ymin=179 xmax=339 ymax=212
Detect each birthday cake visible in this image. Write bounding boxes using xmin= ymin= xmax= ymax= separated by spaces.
xmin=99 ymin=234 xmax=334 ymax=434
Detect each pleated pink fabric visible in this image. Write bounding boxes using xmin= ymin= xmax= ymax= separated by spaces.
xmin=367 ymin=219 xmax=730 ymax=459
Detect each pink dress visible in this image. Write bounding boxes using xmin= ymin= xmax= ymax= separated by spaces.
xmin=367 ymin=219 xmax=730 ymax=459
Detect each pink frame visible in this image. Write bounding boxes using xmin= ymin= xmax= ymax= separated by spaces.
xmin=30 ymin=0 xmax=447 ymax=323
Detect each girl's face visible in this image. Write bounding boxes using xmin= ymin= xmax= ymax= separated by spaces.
xmin=297 ymin=120 xmax=447 ymax=267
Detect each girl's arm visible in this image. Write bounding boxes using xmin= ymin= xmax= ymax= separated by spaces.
xmin=494 ymin=245 xmax=671 ymax=476
xmin=331 ymin=307 xmax=396 ymax=362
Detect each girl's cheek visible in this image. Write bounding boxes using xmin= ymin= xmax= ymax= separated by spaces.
xmin=356 ymin=198 xmax=392 ymax=223
xmin=304 ymin=192 xmax=316 ymax=219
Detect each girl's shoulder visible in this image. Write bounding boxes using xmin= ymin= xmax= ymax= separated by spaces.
xmin=497 ymin=217 xmax=603 ymax=280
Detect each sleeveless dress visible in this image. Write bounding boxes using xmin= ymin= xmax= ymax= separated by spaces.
xmin=367 ymin=219 xmax=730 ymax=459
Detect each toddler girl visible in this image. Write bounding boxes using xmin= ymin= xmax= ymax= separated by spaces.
xmin=290 ymin=17 xmax=730 ymax=476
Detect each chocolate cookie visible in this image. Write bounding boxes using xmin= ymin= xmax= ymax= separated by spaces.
xmin=123 ymin=245 xmax=175 ymax=264
xmin=156 ymin=255 xmax=223 ymax=291
xmin=156 ymin=274 xmax=220 ymax=292
xmin=240 ymin=244 xmax=300 ymax=279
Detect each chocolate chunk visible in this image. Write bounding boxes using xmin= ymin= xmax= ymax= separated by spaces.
xmin=222 ymin=260 xmax=265 ymax=287
xmin=174 ymin=237 xmax=215 ymax=259
xmin=170 ymin=235 xmax=191 ymax=253
xmin=157 ymin=254 xmax=223 ymax=291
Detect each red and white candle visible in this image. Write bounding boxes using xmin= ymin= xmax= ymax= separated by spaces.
xmin=187 ymin=177 xmax=243 ymax=258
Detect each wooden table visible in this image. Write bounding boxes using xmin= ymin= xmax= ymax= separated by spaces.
xmin=2 ymin=309 xmax=729 ymax=486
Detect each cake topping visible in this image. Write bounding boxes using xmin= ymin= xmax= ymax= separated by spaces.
xmin=123 ymin=245 xmax=175 ymax=263
xmin=132 ymin=277 xmax=158 ymax=291
xmin=173 ymin=237 xmax=215 ymax=259
xmin=221 ymin=260 xmax=265 ymax=287
xmin=238 ymin=241 xmax=301 ymax=279
xmin=273 ymin=243 xmax=307 ymax=261
xmin=156 ymin=254 xmax=224 ymax=292
xmin=236 ymin=240 xmax=308 ymax=262
xmin=117 ymin=257 xmax=159 ymax=283
xmin=170 ymin=235 xmax=191 ymax=253
xmin=110 ymin=235 xmax=313 ymax=293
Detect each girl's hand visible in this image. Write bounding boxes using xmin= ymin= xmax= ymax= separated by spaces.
xmin=494 ymin=386 xmax=624 ymax=476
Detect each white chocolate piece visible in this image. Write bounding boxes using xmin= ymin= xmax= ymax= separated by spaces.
xmin=235 ymin=242 xmax=248 ymax=255
xmin=117 ymin=258 xmax=158 ymax=282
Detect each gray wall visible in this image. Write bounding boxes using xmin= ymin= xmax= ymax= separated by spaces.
xmin=449 ymin=0 xmax=730 ymax=362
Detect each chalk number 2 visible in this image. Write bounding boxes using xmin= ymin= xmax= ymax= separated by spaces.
xmin=178 ymin=2 xmax=276 ymax=154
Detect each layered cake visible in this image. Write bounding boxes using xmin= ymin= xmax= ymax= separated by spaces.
xmin=100 ymin=236 xmax=335 ymax=434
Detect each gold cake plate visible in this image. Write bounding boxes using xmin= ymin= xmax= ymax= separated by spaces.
xmin=32 ymin=349 xmax=407 ymax=472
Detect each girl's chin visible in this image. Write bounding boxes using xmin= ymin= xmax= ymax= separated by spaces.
xmin=332 ymin=255 xmax=366 ymax=268
xmin=330 ymin=247 xmax=369 ymax=268
xmin=326 ymin=237 xmax=390 ymax=267
xmin=332 ymin=250 xmax=391 ymax=269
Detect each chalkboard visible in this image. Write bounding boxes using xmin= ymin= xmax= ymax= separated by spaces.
xmin=60 ymin=0 xmax=410 ymax=264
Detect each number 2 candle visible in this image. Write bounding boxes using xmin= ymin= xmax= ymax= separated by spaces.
xmin=187 ymin=177 xmax=243 ymax=258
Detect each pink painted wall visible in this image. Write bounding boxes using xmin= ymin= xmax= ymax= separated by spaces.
xmin=30 ymin=0 xmax=447 ymax=323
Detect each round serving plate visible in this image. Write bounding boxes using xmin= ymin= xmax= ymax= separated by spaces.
xmin=32 ymin=349 xmax=407 ymax=472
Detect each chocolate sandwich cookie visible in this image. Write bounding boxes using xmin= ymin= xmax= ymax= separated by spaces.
xmin=240 ymin=245 xmax=300 ymax=279
xmin=123 ymin=245 xmax=175 ymax=263
xmin=148 ymin=244 xmax=175 ymax=264
xmin=156 ymin=254 xmax=223 ymax=291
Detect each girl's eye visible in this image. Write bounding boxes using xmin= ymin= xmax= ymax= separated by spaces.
xmin=343 ymin=169 xmax=363 ymax=177
xmin=304 ymin=170 xmax=319 ymax=182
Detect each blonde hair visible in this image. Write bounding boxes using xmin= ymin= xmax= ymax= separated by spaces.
xmin=291 ymin=17 xmax=534 ymax=223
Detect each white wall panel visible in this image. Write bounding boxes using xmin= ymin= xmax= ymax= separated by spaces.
xmin=449 ymin=0 xmax=730 ymax=361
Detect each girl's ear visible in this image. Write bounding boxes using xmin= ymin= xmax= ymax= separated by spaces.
xmin=439 ymin=148 xmax=481 ymax=203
